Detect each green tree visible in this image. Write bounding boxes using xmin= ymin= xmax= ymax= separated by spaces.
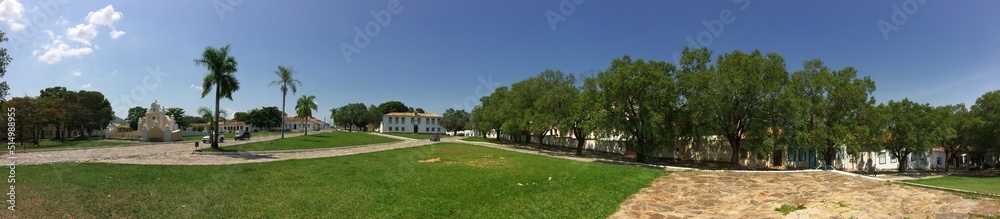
xmin=785 ymin=59 xmax=877 ymax=166
xmin=479 ymin=87 xmax=509 ymax=140
xmin=195 ymin=44 xmax=240 ymax=149
xmin=232 ymin=111 xmax=248 ymax=122
xmin=333 ymin=103 xmax=369 ymax=132
xmin=165 ymin=107 xmax=186 ymax=122
xmin=568 ymin=75 xmax=598 ymax=156
xmin=592 ymin=56 xmax=680 ymax=163
xmin=269 ymin=65 xmax=301 ymax=139
xmin=295 ymin=95 xmax=318 ymax=135
xmin=470 ymin=105 xmax=488 ymax=137
xmin=75 ymin=91 xmax=114 ymax=136
xmin=126 ymin=106 xmax=147 ymax=130
xmin=525 ymin=70 xmax=578 ymax=148
xmin=197 ymin=107 xmax=213 ymax=124
xmin=4 ymin=97 xmax=40 ymax=145
xmin=165 ymin=107 xmax=185 ymax=120
xmin=680 ymin=49 xmax=789 ymax=168
xmin=884 ymin=98 xmax=935 ymax=173
xmin=243 ymin=106 xmax=283 ymax=131
xmin=414 ymin=108 xmax=425 ymax=114
xmin=970 ymin=90 xmax=1000 ymax=162
xmin=367 ymin=104 xmax=382 ymax=132
xmin=0 ymin=30 xmax=13 ymax=101
xmin=928 ymin=104 xmax=973 ymax=174
xmin=442 ymin=108 xmax=470 ymax=135
xmin=39 ymin=86 xmax=71 ymax=139
xmin=377 ymin=101 xmax=409 ymax=114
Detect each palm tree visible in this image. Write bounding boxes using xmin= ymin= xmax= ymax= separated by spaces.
xmin=195 ymin=45 xmax=240 ymax=149
xmin=197 ymin=107 xmax=213 ymax=123
xmin=295 ymin=95 xmax=318 ymax=135
xmin=268 ymin=65 xmax=302 ymax=139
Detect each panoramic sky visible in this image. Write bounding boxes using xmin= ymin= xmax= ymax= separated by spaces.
xmin=3 ymin=0 xmax=999 ymax=120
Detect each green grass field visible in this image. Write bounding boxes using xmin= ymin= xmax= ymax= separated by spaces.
xmin=196 ymin=131 xmax=399 ymax=152
xmin=383 ymin=132 xmax=451 ymax=140
xmin=5 ymin=143 xmax=663 ymax=218
xmin=904 ymin=176 xmax=1000 ymax=195
xmin=16 ymin=139 xmax=138 ymax=151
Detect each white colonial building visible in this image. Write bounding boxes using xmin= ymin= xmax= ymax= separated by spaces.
xmin=380 ymin=112 xmax=445 ymax=134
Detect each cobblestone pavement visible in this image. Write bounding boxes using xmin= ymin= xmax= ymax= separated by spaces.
xmin=610 ymin=171 xmax=1000 ymax=219
xmin=18 ymin=131 xmax=443 ymax=165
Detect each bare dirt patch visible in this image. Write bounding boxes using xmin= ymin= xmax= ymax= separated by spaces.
xmin=418 ymin=157 xmax=441 ymax=163
xmin=611 ymin=171 xmax=1000 ymax=218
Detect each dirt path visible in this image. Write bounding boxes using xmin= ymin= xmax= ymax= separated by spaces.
xmin=17 ymin=131 xmax=444 ymax=165
xmin=610 ymin=171 xmax=1000 ymax=218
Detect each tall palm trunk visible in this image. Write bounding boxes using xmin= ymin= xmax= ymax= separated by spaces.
xmin=213 ymin=82 xmax=221 ymax=149
xmin=281 ymin=92 xmax=286 ymax=138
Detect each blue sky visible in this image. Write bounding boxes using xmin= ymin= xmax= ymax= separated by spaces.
xmin=3 ymin=0 xmax=999 ymax=120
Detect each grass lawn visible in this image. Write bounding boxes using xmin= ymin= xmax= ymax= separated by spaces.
xmin=16 ymin=139 xmax=137 ymax=151
xmin=383 ymin=132 xmax=451 ymax=140
xmin=5 ymin=143 xmax=664 ymax=218
xmin=196 ymin=131 xmax=399 ymax=152
xmin=903 ymin=176 xmax=1000 ymax=195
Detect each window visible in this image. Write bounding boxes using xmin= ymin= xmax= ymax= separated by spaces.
xmin=837 ymin=148 xmax=844 ymax=160
xmin=878 ymin=153 xmax=886 ymax=164
xmin=890 ymin=154 xmax=897 ymax=163
xmin=425 ymin=127 xmax=429 ymax=132
xmin=798 ymin=149 xmax=806 ymax=161
xmin=937 ymin=157 xmax=942 ymax=165
xmin=787 ymin=150 xmax=795 ymax=162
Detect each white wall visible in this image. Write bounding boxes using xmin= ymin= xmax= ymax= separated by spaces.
xmin=380 ymin=116 xmax=445 ymax=133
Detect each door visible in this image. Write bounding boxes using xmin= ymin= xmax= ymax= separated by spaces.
xmin=413 ymin=125 xmax=418 ymax=134
xmin=808 ymin=150 xmax=817 ymax=168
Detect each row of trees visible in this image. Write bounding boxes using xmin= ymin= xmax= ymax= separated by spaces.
xmin=2 ymin=86 xmax=115 ymax=145
xmin=472 ymin=47 xmax=1000 ymax=171
xmin=328 ymin=101 xmax=430 ymax=132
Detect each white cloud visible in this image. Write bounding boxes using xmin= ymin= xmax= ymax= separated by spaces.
xmin=190 ymin=84 xmax=203 ymax=91
xmin=67 ymin=23 xmax=97 ymax=45
xmin=0 ymin=0 xmax=25 ymax=32
xmin=56 ymin=16 xmax=68 ymax=26
xmin=44 ymin=29 xmax=54 ymax=38
xmin=38 ymin=38 xmax=94 ymax=64
xmin=86 ymin=5 xmax=123 ymax=26
xmin=110 ymin=70 xmax=117 ymax=75
xmin=109 ymin=28 xmax=125 ymax=39
xmin=81 ymin=84 xmax=91 ymax=89
xmin=72 ymin=69 xmax=81 ymax=76
xmin=31 ymin=49 xmax=36 ymax=56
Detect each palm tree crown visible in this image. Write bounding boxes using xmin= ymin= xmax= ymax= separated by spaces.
xmin=194 ymin=44 xmax=240 ymax=149
xmin=296 ymin=95 xmax=318 ymax=135
xmin=269 ymin=65 xmax=302 ymax=138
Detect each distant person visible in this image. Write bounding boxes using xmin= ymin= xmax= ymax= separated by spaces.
xmin=873 ymin=165 xmax=878 ymax=177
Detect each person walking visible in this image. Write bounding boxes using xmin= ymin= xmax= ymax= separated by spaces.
xmin=873 ymin=165 xmax=878 ymax=177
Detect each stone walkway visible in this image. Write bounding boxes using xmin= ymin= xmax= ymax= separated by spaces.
xmin=17 ymin=131 xmax=442 ymax=165
xmin=610 ymin=171 xmax=1000 ymax=219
